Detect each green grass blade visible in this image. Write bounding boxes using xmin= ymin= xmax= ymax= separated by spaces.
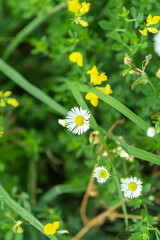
xmin=2 ymin=3 xmax=66 ymax=60
xmin=0 ymin=58 xmax=67 ymax=116
xmin=67 ymin=81 xmax=128 ymax=228
xmin=77 ymin=83 xmax=149 ymax=132
xmin=101 ymin=129 xmax=160 ymax=165
xmin=0 ymin=184 xmax=57 ymax=240
xmin=38 ymin=184 xmax=87 ymax=205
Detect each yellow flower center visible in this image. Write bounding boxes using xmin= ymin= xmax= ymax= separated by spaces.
xmin=99 ymin=169 xmax=107 ymax=178
xmin=128 ymin=182 xmax=137 ymax=191
xmin=75 ymin=115 xmax=85 ymax=126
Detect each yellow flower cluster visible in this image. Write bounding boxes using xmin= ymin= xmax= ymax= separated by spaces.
xmin=85 ymin=65 xmax=113 ymax=107
xmin=69 ymin=51 xmax=83 ymax=67
xmin=68 ymin=0 xmax=90 ymax=27
xmin=139 ymin=14 xmax=160 ymax=36
xmin=0 ymin=91 xmax=19 ymax=108
xmin=44 ymin=221 xmax=60 ymax=235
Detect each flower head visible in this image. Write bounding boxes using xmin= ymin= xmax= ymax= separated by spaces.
xmin=0 ymin=91 xmax=19 ymax=108
xmin=85 ymin=92 xmax=98 ymax=107
xmin=66 ymin=107 xmax=90 ymax=135
xmin=93 ymin=166 xmax=111 ymax=183
xmin=154 ymin=31 xmax=160 ymax=57
xmin=146 ymin=15 xmax=160 ymax=26
xmin=121 ymin=176 xmax=143 ymax=199
xmin=69 ymin=52 xmax=83 ymax=67
xmin=68 ymin=0 xmax=81 ymax=13
xmin=97 ymin=84 xmax=113 ymax=94
xmin=139 ymin=14 xmax=160 ymax=36
xmin=87 ymin=66 xmax=108 ymax=85
xmin=147 ymin=127 xmax=156 ymax=137
xmin=44 ymin=221 xmax=60 ymax=235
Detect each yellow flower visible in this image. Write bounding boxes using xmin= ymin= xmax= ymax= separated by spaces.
xmin=87 ymin=65 xmax=99 ymax=75
xmin=75 ymin=17 xmax=89 ymax=27
xmin=68 ymin=0 xmax=81 ymax=13
xmin=87 ymin=66 xmax=107 ymax=85
xmin=44 ymin=221 xmax=60 ymax=235
xmin=139 ymin=29 xmax=148 ymax=36
xmin=139 ymin=14 xmax=160 ymax=36
xmin=146 ymin=14 xmax=160 ymax=26
xmin=147 ymin=27 xmax=159 ymax=34
xmin=0 ymin=91 xmax=19 ymax=108
xmin=97 ymin=84 xmax=113 ymax=95
xmin=69 ymin=52 xmax=83 ymax=67
xmin=79 ymin=2 xmax=90 ymax=16
xmin=6 ymin=98 xmax=19 ymax=107
xmin=85 ymin=92 xmax=98 ymax=107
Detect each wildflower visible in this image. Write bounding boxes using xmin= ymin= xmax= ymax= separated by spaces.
xmin=97 ymin=84 xmax=113 ymax=94
xmin=121 ymin=176 xmax=143 ymax=199
xmin=139 ymin=14 xmax=160 ymax=36
xmin=124 ymin=55 xmax=132 ymax=65
xmin=69 ymin=52 xmax=83 ymax=67
xmin=147 ymin=127 xmax=156 ymax=137
xmin=12 ymin=220 xmax=23 ymax=234
xmin=66 ymin=107 xmax=90 ymax=135
xmin=85 ymin=92 xmax=98 ymax=107
xmin=0 ymin=91 xmax=19 ymax=108
xmin=93 ymin=166 xmax=111 ymax=183
xmin=44 ymin=221 xmax=60 ymax=235
xmin=154 ymin=31 xmax=160 ymax=57
xmin=58 ymin=119 xmax=66 ymax=127
xmin=89 ymin=131 xmax=99 ymax=144
xmin=75 ymin=17 xmax=88 ymax=27
xmin=146 ymin=15 xmax=160 ymax=26
xmin=68 ymin=0 xmax=81 ymax=13
xmin=87 ymin=65 xmax=108 ymax=85
xmin=68 ymin=0 xmax=90 ymax=27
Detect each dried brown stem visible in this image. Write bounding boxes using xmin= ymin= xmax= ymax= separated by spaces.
xmin=108 ymin=118 xmax=126 ymax=133
xmin=80 ymin=164 xmax=98 ymax=225
xmin=73 ymin=202 xmax=122 ymax=240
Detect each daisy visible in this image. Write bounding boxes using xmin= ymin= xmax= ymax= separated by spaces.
xmin=121 ymin=176 xmax=143 ymax=199
xmin=93 ymin=166 xmax=111 ymax=183
xmin=154 ymin=31 xmax=160 ymax=56
xmin=66 ymin=107 xmax=90 ymax=135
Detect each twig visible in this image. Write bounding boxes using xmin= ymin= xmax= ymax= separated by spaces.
xmin=72 ymin=202 xmax=122 ymax=240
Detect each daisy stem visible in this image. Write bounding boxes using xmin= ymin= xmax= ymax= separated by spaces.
xmin=97 ymin=132 xmax=129 ymax=229
xmin=67 ymin=81 xmax=128 ymax=229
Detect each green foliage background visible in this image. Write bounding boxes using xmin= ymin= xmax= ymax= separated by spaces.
xmin=0 ymin=0 xmax=160 ymax=239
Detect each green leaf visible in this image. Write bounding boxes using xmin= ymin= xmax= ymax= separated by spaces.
xmin=143 ymin=183 xmax=151 ymax=192
xmin=137 ymin=12 xmax=144 ymax=22
xmin=38 ymin=184 xmax=86 ymax=204
xmin=106 ymin=31 xmax=123 ymax=43
xmin=134 ymin=20 xmax=139 ymax=28
xmin=132 ymin=76 xmax=148 ymax=90
xmin=99 ymin=20 xmax=110 ymax=30
xmin=130 ymin=7 xmax=136 ymax=18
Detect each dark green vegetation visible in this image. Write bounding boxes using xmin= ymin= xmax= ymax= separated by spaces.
xmin=0 ymin=0 xmax=160 ymax=239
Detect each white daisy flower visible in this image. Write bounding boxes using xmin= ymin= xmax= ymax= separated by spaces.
xmin=93 ymin=166 xmax=111 ymax=183
xmin=121 ymin=176 xmax=143 ymax=199
xmin=66 ymin=107 xmax=90 ymax=135
xmin=154 ymin=31 xmax=160 ymax=56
